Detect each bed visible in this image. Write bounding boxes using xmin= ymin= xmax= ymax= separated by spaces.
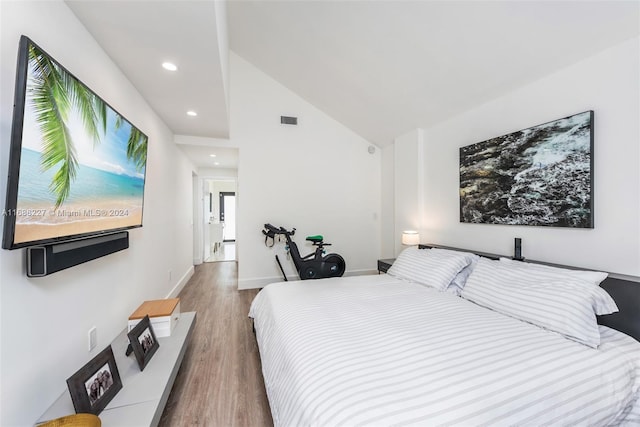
xmin=249 ymin=245 xmax=640 ymax=426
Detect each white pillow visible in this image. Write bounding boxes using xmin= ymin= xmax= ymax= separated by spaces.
xmin=431 ymin=248 xmax=478 ymax=264
xmin=448 ymin=263 xmax=475 ymax=295
xmin=498 ymin=257 xmax=608 ymax=286
xmin=430 ymin=248 xmax=480 ymax=294
xmin=387 ymin=247 xmax=470 ymax=291
xmin=461 ymin=258 xmax=618 ymax=348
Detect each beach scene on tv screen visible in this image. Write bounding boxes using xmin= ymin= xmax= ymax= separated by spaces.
xmin=13 ymin=43 xmax=147 ymax=245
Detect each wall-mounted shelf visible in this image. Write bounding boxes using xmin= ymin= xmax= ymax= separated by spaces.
xmin=37 ymin=312 xmax=196 ymax=426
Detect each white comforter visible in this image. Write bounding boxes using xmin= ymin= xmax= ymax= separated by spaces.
xmin=249 ymin=275 xmax=640 ymax=427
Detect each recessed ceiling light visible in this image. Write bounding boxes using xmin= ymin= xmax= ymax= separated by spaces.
xmin=186 ymin=111 xmax=197 ymax=117
xmin=214 ymin=162 xmax=220 ymax=166
xmin=209 ymin=154 xmax=217 ymax=158
xmin=162 ymin=62 xmax=177 ymax=71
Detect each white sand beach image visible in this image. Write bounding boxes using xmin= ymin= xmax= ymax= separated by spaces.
xmin=7 ymin=39 xmax=148 ymax=247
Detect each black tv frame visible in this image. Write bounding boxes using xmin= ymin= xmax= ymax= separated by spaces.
xmin=2 ymin=35 xmax=148 ymax=251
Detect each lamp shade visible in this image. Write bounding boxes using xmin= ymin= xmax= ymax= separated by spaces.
xmin=402 ymin=230 xmax=420 ymax=245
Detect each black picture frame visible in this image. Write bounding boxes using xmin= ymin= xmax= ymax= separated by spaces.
xmin=459 ymin=110 xmax=594 ymax=228
xmin=66 ymin=345 xmax=122 ymax=415
xmin=127 ymin=315 xmax=159 ymax=371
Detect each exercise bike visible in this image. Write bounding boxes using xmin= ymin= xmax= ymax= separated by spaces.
xmin=262 ymin=223 xmax=346 ymax=280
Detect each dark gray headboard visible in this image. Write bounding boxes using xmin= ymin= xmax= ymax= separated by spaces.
xmin=419 ymin=244 xmax=640 ymax=342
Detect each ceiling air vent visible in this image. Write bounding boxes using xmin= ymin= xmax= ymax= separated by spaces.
xmin=280 ymin=116 xmax=298 ymax=125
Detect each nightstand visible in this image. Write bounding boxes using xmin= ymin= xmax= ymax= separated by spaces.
xmin=377 ymin=258 xmax=395 ymax=274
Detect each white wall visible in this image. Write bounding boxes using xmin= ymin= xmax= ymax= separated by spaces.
xmin=213 ymin=0 xmax=230 ymax=121
xmin=416 ymin=37 xmax=640 ymax=277
xmin=393 ymin=129 xmax=424 ymax=255
xmin=229 ymin=53 xmax=381 ymax=288
xmin=380 ymin=144 xmax=395 ymax=258
xmin=0 ymin=2 xmax=195 ymax=425
xmin=199 ymin=167 xmax=238 ymax=179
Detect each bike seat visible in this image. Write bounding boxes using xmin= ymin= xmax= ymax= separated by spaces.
xmin=306 ymin=235 xmax=323 ymax=243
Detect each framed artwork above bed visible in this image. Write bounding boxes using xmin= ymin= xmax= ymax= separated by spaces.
xmin=459 ymin=110 xmax=594 ymax=228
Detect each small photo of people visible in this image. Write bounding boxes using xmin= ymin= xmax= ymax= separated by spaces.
xmin=84 ymin=363 xmax=114 ymax=405
xmin=138 ymin=327 xmax=155 ymax=354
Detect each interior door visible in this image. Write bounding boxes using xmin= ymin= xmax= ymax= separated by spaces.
xmin=219 ymin=192 xmax=236 ymax=241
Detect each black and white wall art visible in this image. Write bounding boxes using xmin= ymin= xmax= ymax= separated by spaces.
xmin=459 ymin=111 xmax=594 ymax=228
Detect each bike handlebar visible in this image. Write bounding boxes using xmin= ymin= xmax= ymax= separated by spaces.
xmin=263 ymin=223 xmax=295 ymax=236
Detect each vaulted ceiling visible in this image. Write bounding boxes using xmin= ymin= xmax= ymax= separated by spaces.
xmin=66 ymin=0 xmax=639 ymax=165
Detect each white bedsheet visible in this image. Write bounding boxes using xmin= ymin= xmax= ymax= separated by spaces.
xmin=249 ymin=275 xmax=640 ymax=427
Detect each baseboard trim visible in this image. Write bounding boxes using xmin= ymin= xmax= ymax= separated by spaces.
xmin=237 ymin=268 xmax=378 ymax=290
xmin=167 ymin=265 xmax=195 ymax=298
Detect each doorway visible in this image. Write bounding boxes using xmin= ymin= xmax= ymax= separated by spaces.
xmin=204 ymin=180 xmax=237 ymax=262
xmin=219 ymin=192 xmax=236 ymax=241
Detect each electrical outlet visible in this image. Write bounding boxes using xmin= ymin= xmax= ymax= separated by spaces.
xmin=88 ymin=327 xmax=97 ymax=352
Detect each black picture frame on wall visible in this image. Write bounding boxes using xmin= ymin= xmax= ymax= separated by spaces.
xmin=66 ymin=345 xmax=122 ymax=415
xmin=459 ymin=110 xmax=594 ymax=228
xmin=127 ymin=315 xmax=159 ymax=371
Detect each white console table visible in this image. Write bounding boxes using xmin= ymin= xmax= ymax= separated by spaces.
xmin=37 ymin=312 xmax=196 ymax=427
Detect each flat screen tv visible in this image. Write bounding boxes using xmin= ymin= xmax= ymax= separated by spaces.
xmin=2 ymin=36 xmax=148 ymax=250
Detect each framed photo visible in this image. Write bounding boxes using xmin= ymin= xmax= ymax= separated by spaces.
xmin=459 ymin=110 xmax=594 ymax=228
xmin=127 ymin=315 xmax=159 ymax=371
xmin=66 ymin=345 xmax=122 ymax=415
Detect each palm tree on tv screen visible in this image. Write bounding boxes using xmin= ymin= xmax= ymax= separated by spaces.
xmin=28 ymin=43 xmax=147 ymax=209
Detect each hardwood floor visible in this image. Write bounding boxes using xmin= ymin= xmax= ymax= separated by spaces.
xmin=159 ymin=261 xmax=273 ymax=427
